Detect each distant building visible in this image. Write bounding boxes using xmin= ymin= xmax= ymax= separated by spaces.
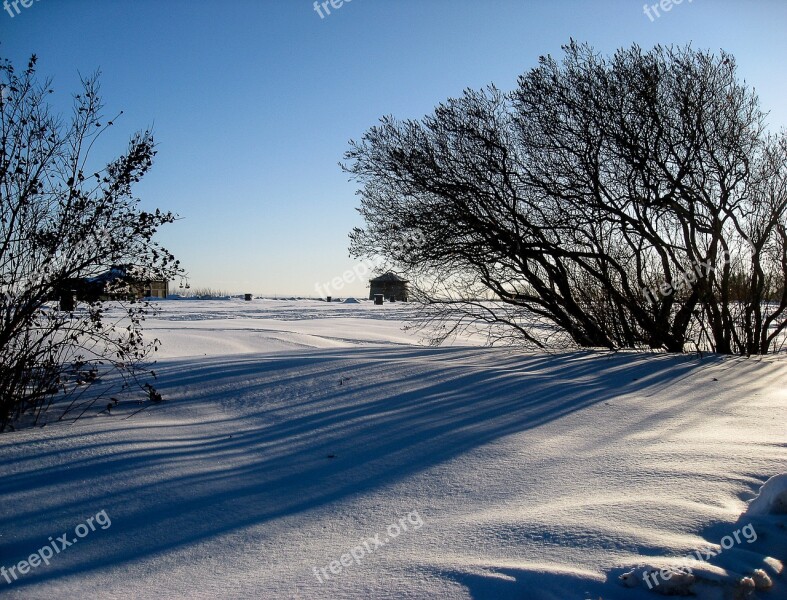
xmin=57 ymin=266 xmax=168 ymax=302
xmin=369 ymin=272 xmax=409 ymax=302
xmin=143 ymin=279 xmax=169 ymax=299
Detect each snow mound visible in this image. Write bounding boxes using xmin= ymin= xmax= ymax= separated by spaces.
xmin=342 ymin=297 xmax=361 ymax=303
xmin=617 ymin=473 xmax=787 ymax=597
xmin=618 ymin=564 xmax=766 ymax=596
xmin=746 ymin=473 xmax=787 ymax=516
xmin=2 ymin=303 xmax=785 ymax=599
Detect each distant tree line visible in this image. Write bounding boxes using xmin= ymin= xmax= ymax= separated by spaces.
xmin=345 ymin=42 xmax=787 ymax=355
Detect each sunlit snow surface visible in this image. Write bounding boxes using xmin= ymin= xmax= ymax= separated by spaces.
xmin=1 ymin=298 xmax=785 ymax=599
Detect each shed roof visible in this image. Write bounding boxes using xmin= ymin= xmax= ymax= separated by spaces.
xmin=369 ymin=272 xmax=409 ymax=283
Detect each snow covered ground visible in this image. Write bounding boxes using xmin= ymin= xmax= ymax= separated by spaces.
xmin=1 ymin=299 xmax=785 ymax=599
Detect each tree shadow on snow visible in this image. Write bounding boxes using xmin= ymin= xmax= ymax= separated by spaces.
xmin=0 ymin=346 xmax=751 ymax=592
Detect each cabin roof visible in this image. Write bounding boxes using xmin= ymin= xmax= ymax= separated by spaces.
xmin=369 ymin=272 xmax=409 ymax=284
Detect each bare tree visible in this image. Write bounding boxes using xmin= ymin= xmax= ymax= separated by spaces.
xmin=0 ymin=55 xmax=181 ymax=431
xmin=344 ymin=42 xmax=787 ymax=355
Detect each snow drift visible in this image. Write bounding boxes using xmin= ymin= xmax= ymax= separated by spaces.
xmin=0 ymin=300 xmax=784 ymax=599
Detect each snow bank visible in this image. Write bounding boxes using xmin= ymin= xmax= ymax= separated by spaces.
xmin=0 ymin=300 xmax=785 ymax=599
xmin=618 ymin=472 xmax=787 ymax=597
xmin=746 ymin=473 xmax=787 ymax=517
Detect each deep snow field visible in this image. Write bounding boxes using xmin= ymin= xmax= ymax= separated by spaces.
xmin=1 ymin=298 xmax=785 ymax=599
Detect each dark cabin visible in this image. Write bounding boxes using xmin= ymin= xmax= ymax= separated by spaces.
xmin=369 ymin=272 xmax=409 ymax=302
xmin=57 ymin=267 xmax=168 ymax=302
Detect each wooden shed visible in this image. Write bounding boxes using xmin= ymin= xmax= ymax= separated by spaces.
xmin=56 ymin=266 xmax=168 ymax=302
xmin=143 ymin=279 xmax=169 ymax=299
xmin=369 ymin=272 xmax=409 ymax=302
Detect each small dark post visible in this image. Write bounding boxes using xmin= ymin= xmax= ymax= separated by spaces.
xmin=60 ymin=291 xmax=76 ymax=312
xmin=244 ymin=293 xmax=253 ymax=301
xmin=326 ymin=296 xmax=331 ymax=303
xmin=374 ymin=294 xmax=384 ymax=305
xmin=389 ymin=296 xmax=396 ymax=303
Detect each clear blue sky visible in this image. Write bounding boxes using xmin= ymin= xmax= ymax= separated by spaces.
xmin=3 ymin=0 xmax=786 ymax=296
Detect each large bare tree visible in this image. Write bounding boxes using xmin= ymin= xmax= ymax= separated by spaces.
xmin=0 ymin=56 xmax=181 ymax=430
xmin=344 ymin=42 xmax=787 ymax=355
